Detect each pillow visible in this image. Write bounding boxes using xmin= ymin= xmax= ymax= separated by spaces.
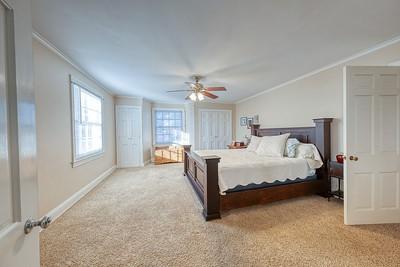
xmin=285 ymin=138 xmax=300 ymax=158
xmin=256 ymin=133 xmax=290 ymax=157
xmin=296 ymin=143 xmax=315 ymax=159
xmin=296 ymin=143 xmax=323 ymax=169
xmin=246 ymin=135 xmax=262 ymax=152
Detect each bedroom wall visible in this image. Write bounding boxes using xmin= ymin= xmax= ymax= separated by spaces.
xmin=236 ymin=40 xmax=400 ymax=158
xmin=33 ymin=38 xmax=116 ymax=217
xmin=115 ymin=96 xmax=142 ymax=106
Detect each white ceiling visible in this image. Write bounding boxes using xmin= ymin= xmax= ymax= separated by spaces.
xmin=32 ymin=0 xmax=400 ymax=103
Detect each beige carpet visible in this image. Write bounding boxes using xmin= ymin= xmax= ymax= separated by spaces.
xmin=41 ymin=164 xmax=400 ymax=267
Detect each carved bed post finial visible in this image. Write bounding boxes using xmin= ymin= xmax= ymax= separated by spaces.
xmin=251 ymin=124 xmax=260 ymax=136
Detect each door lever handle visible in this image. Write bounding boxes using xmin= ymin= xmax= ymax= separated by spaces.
xmin=24 ymin=216 xmax=52 ymax=234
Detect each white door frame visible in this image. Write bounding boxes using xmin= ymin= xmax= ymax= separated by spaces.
xmin=198 ymin=108 xmax=232 ymax=150
xmin=116 ymin=105 xmax=143 ymax=168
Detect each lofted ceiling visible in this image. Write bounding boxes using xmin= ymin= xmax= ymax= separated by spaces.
xmin=32 ymin=0 xmax=400 ymax=103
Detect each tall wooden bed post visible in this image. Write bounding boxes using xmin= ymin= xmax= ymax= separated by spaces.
xmin=312 ymin=118 xmax=333 ymax=197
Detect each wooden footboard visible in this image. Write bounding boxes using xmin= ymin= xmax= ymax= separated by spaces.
xmin=183 ymin=118 xmax=332 ymax=221
xmin=183 ymin=145 xmax=221 ymax=220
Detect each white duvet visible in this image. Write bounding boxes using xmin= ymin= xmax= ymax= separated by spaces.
xmin=194 ymin=149 xmax=323 ymax=194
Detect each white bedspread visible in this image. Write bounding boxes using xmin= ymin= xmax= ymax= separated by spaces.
xmin=194 ymin=149 xmax=322 ymax=194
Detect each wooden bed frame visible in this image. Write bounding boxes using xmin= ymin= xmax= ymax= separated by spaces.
xmin=183 ymin=118 xmax=333 ymax=221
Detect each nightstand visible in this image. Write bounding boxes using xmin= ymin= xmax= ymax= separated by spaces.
xmin=329 ymin=161 xmax=343 ymax=200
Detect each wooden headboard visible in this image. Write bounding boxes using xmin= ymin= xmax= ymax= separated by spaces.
xmin=250 ymin=118 xmax=333 ymax=191
xmin=250 ymin=118 xmax=332 ymax=162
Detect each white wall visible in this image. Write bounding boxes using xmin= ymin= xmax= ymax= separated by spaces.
xmin=236 ymin=40 xmax=400 ymax=158
xmin=33 ymin=38 xmax=116 ymax=217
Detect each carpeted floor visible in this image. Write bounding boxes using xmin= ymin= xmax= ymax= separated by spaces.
xmin=40 ymin=164 xmax=400 ymax=267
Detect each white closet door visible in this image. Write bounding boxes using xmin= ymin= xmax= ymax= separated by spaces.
xmin=344 ymin=66 xmax=400 ymax=225
xmin=116 ymin=106 xmax=143 ymax=167
xmin=199 ymin=109 xmax=232 ymax=150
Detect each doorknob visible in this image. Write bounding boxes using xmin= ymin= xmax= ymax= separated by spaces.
xmin=349 ymin=155 xmax=358 ymax=161
xmin=24 ymin=216 xmax=52 ymax=234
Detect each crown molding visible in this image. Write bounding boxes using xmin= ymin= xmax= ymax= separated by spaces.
xmin=236 ymin=34 xmax=400 ymax=104
xmin=32 ymin=31 xmax=114 ymax=96
xmin=114 ymin=95 xmax=143 ymax=100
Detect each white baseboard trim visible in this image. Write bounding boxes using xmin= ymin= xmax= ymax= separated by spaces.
xmin=46 ymin=165 xmax=116 ymax=223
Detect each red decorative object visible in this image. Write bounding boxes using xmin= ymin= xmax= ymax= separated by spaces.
xmin=336 ymin=154 xmax=344 ymax=164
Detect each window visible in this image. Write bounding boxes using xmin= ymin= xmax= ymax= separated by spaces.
xmin=154 ymin=109 xmax=184 ymax=145
xmin=71 ymin=80 xmax=103 ymax=165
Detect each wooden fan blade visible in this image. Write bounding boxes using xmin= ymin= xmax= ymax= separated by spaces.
xmin=167 ymin=89 xmax=194 ymax=92
xmin=202 ymin=91 xmax=218 ymax=99
xmin=205 ymin=87 xmax=226 ymax=91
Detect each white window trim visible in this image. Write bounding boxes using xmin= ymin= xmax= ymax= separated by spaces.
xmin=70 ymin=75 xmax=105 ymax=168
xmin=152 ymin=107 xmax=185 ymax=146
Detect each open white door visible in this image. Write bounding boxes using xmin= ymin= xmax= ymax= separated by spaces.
xmin=0 ymin=0 xmax=43 ymax=266
xmin=344 ymin=66 xmax=400 ymax=225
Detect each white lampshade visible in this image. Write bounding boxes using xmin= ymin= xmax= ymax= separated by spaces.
xmin=189 ymin=92 xmax=197 ymax=101
xmin=197 ymin=92 xmax=204 ymax=101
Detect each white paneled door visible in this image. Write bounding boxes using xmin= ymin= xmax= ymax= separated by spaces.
xmin=199 ymin=109 xmax=232 ymax=150
xmin=0 ymin=0 xmax=41 ymax=266
xmin=116 ymin=106 xmax=143 ymax=167
xmin=344 ymin=66 xmax=400 ymax=225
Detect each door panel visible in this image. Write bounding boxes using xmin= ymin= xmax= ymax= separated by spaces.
xmin=345 ymin=66 xmax=400 ymax=225
xmin=354 ymin=96 xmax=373 ymax=154
xmin=379 ymin=172 xmax=399 ymax=209
xmin=379 ymin=96 xmax=397 ymax=152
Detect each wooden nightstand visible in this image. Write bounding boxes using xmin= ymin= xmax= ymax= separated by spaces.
xmin=227 ymin=145 xmax=247 ymax=149
xmin=329 ymin=161 xmax=343 ymax=200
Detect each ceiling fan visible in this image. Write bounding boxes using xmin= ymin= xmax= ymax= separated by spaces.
xmin=167 ymin=75 xmax=227 ymax=101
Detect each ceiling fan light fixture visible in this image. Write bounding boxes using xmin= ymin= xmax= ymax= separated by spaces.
xmin=197 ymin=92 xmax=204 ymax=101
xmin=189 ymin=92 xmax=197 ymax=101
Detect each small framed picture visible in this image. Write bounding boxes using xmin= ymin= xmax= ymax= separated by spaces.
xmin=240 ymin=117 xmax=247 ymax=126
xmin=247 ymin=118 xmax=253 ymax=129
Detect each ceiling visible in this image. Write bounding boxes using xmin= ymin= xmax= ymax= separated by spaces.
xmin=32 ymin=0 xmax=400 ymax=103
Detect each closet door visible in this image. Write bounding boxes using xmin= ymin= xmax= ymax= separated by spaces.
xmin=199 ymin=109 xmax=232 ymax=150
xmin=116 ymin=106 xmax=143 ymax=167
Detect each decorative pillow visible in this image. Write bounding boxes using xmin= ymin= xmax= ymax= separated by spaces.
xmin=296 ymin=143 xmax=315 ymax=159
xmin=296 ymin=143 xmax=323 ymax=169
xmin=246 ymin=135 xmax=262 ymax=152
xmin=285 ymin=138 xmax=300 ymax=158
xmin=256 ymin=133 xmax=290 ymax=157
